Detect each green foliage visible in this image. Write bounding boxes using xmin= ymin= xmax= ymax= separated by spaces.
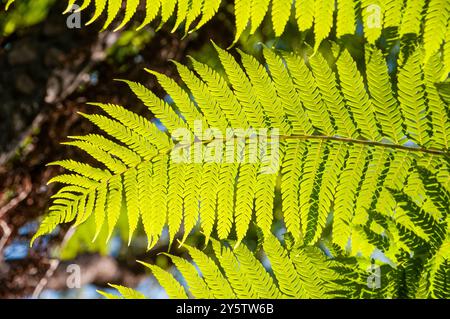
xmin=0 ymin=0 xmax=55 ymax=35
xmin=32 ymin=44 xmax=449 ymax=267
xmin=104 ymin=233 xmax=354 ymax=299
xmin=103 ymin=231 xmax=450 ymax=299
xmin=68 ymin=0 xmax=450 ymax=60
xmin=64 ymin=0 xmax=222 ymax=32
xmin=4 ymin=1 xmax=450 ymax=61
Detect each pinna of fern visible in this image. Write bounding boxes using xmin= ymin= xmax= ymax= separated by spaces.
xmin=31 ymin=43 xmax=449 ymax=262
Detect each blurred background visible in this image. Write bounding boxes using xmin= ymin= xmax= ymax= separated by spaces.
xmin=0 ymin=0 xmax=372 ymax=299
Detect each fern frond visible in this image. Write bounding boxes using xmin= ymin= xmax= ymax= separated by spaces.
xmin=164 ymin=253 xmax=213 ymax=298
xmin=237 ymin=49 xmax=290 ymax=134
xmin=308 ymin=51 xmax=358 ymax=138
xmin=216 ymin=161 xmax=238 ymax=240
xmin=211 ymin=239 xmax=255 ymax=298
xmin=34 ymin=45 xmax=450 ymax=259
xmin=262 ymin=46 xmax=313 ymax=135
xmin=235 ymin=145 xmax=259 ymax=244
xmin=250 ymin=0 xmax=270 ymax=33
xmin=184 ymin=244 xmax=236 ymax=298
xmin=424 ymin=55 xmax=450 ymax=149
xmin=444 ymin=26 xmax=450 ymax=79
xmin=283 ymin=52 xmax=334 ymax=135
xmin=361 ymin=0 xmax=383 ymax=44
xmin=123 ymin=168 xmax=139 ymax=243
xmin=109 ymin=233 xmax=353 ymax=299
xmin=281 ymin=140 xmax=305 ymax=241
xmin=262 ymin=231 xmax=306 ymax=297
xmin=384 ymin=0 xmax=404 ymax=28
xmin=5 ymin=0 xmax=450 ymax=56
xmin=233 ymin=242 xmax=282 ymax=298
xmin=427 ymin=239 xmax=450 ymax=298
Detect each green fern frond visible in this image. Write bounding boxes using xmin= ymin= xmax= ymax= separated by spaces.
xmin=33 ymin=45 xmax=450 ymax=260
xmin=444 ymin=27 xmax=450 ymax=79
xmin=101 ymin=220 xmax=449 ymax=299
xmin=5 ymin=1 xmax=449 ymax=59
xmin=104 ymin=233 xmax=352 ymax=299
xmin=336 ymin=49 xmax=380 ymax=141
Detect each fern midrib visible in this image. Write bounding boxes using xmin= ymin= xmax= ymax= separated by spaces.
xmin=177 ymin=135 xmax=449 ymax=157
xmin=280 ymin=135 xmax=449 ymax=156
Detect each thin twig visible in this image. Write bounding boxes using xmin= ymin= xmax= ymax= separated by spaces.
xmin=31 ymin=227 xmax=75 ymax=299
xmin=31 ymin=258 xmax=60 ymax=299
xmin=0 ymin=220 xmax=12 ymax=257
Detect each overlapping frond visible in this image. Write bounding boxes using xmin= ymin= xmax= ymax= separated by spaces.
xmin=105 ymin=230 xmax=450 ymax=299
xmin=103 ymin=233 xmax=349 ymax=299
xmin=5 ymin=0 xmax=449 ymax=57
xmin=381 ymin=235 xmax=450 ymax=299
xmin=32 ymin=44 xmax=449 ymax=260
